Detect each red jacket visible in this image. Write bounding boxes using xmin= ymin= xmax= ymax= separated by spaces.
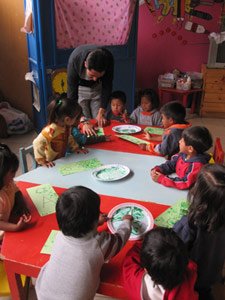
xmin=123 ymin=242 xmax=198 ymax=300
xmin=153 ymin=152 xmax=210 ymax=190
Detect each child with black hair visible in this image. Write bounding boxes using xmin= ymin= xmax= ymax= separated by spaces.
xmin=130 ymin=88 xmax=162 ymax=126
xmin=173 ymin=164 xmax=225 ymax=299
xmin=33 ymin=95 xmax=88 ymax=167
xmin=123 ymin=227 xmax=198 ymax=300
xmin=36 ymin=186 xmax=133 ymax=300
xmin=139 ymin=101 xmax=190 ymax=158
xmin=106 ymin=90 xmax=130 ymax=123
xmin=151 ymin=126 xmax=212 ymax=189
xmin=0 ymin=144 xmax=31 ymax=242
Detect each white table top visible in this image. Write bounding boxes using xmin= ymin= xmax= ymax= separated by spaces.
xmin=16 ymin=148 xmax=187 ymax=206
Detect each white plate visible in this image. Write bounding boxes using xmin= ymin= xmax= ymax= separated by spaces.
xmin=107 ymin=202 xmax=154 ymax=240
xmin=92 ymin=164 xmax=130 ymax=181
xmin=112 ymin=125 xmax=142 ymax=134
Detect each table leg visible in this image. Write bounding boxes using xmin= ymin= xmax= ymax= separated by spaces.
xmin=191 ymin=92 xmax=198 ymax=114
xmin=182 ymin=94 xmax=188 ymax=108
xmin=4 ymin=261 xmax=31 ymax=300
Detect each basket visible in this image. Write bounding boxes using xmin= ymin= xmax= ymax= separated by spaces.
xmin=158 ymin=75 xmax=175 ymax=88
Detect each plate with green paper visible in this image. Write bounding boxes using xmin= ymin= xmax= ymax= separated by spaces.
xmin=112 ymin=125 xmax=141 ymax=134
xmin=107 ymin=203 xmax=154 ymax=240
xmin=92 ymin=164 xmax=130 ymax=181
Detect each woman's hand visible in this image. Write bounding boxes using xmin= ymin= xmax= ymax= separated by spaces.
xmin=82 ymin=123 xmax=97 ymax=136
xmin=96 ymin=108 xmax=107 ymax=127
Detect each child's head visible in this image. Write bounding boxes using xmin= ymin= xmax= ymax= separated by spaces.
xmin=160 ymin=101 xmax=186 ymax=128
xmin=188 ymin=163 xmax=225 ymax=232
xmin=0 ymin=143 xmax=19 ymax=189
xmin=56 ymin=186 xmax=100 ymax=238
xmin=140 ymin=89 xmax=159 ymax=112
xmin=109 ymin=91 xmax=126 ymax=116
xmin=140 ymin=227 xmax=188 ymax=290
xmin=179 ymin=126 xmax=213 ymax=154
xmin=48 ymin=93 xmax=82 ymax=126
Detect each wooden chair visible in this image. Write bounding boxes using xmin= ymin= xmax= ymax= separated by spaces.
xmin=213 ymin=138 xmax=225 ymax=164
xmin=19 ymin=145 xmax=37 ymax=174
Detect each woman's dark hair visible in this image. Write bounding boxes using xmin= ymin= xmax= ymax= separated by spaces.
xmin=0 ymin=143 xmax=19 ymax=189
xmin=140 ymin=88 xmax=159 ymax=110
xmin=140 ymin=227 xmax=188 ymax=290
xmin=56 ymin=186 xmax=100 ymax=238
xmin=86 ymin=49 xmax=110 ymax=72
xmin=109 ymin=90 xmax=126 ymax=105
xmin=160 ymin=101 xmax=186 ymax=124
xmin=47 ymin=93 xmax=82 ymax=124
xmin=182 ymin=126 xmax=213 ymax=154
xmin=188 ymin=164 xmax=225 ymax=232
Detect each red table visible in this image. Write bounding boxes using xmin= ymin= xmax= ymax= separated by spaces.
xmin=87 ymin=120 xmax=161 ymax=155
xmin=1 ymin=181 xmax=169 ymax=300
xmin=158 ymin=87 xmax=202 ymax=114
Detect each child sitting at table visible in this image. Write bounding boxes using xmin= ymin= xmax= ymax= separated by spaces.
xmin=33 ymin=94 xmax=88 ymax=167
xmin=123 ymin=227 xmax=198 ymax=300
xmin=139 ymin=101 xmax=190 ymax=158
xmin=106 ymin=90 xmax=130 ymax=123
xmin=173 ymin=164 xmax=225 ymax=299
xmin=35 ymin=186 xmax=133 ymax=300
xmin=151 ymin=126 xmax=212 ymax=190
xmin=130 ymin=88 xmax=162 ymax=126
xmin=0 ymin=144 xmax=31 ymax=243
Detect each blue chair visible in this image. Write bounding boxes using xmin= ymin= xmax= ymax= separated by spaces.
xmin=19 ymin=145 xmax=37 ymax=174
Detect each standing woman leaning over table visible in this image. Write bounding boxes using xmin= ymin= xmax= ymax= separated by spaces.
xmin=67 ymin=45 xmax=114 ymax=136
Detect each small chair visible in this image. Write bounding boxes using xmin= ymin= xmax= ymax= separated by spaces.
xmin=213 ymin=138 xmax=225 ymax=164
xmin=19 ymin=145 xmax=37 ymax=174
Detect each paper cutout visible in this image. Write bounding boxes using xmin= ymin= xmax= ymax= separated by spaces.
xmin=116 ymin=134 xmax=149 ymax=145
xmin=41 ymin=230 xmax=59 ymax=254
xmin=154 ymin=199 xmax=189 ymax=228
xmin=144 ymin=127 xmax=164 ymax=135
xmin=27 ymin=184 xmax=58 ymax=216
xmin=58 ymin=158 xmax=102 ymax=176
xmin=96 ymin=127 xmax=104 ymax=136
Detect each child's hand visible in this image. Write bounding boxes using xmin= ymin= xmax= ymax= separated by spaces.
xmin=21 ymin=213 xmax=32 ymax=223
xmin=151 ymin=169 xmax=161 ymax=182
xmin=122 ymin=215 xmax=134 ymax=222
xmin=41 ymin=161 xmax=55 ymax=168
xmin=76 ymin=147 xmax=88 ymax=154
xmin=98 ymin=212 xmax=109 ymax=226
xmin=105 ymin=135 xmax=111 ymax=142
xmin=144 ymin=132 xmax=153 ymax=140
xmin=139 ymin=143 xmax=147 ymax=151
xmin=83 ymin=123 xmax=97 ymax=136
xmin=122 ymin=110 xmax=130 ymax=124
xmin=14 ymin=216 xmax=29 ymax=231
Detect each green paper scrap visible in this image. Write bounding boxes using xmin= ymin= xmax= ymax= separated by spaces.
xmin=154 ymin=199 xmax=189 ymax=228
xmin=41 ymin=230 xmax=59 ymax=254
xmin=58 ymin=158 xmax=102 ymax=176
xmin=116 ymin=134 xmax=149 ymax=145
xmin=96 ymin=127 xmax=104 ymax=136
xmin=27 ymin=184 xmax=58 ymax=216
xmin=144 ymin=127 xmax=164 ymax=135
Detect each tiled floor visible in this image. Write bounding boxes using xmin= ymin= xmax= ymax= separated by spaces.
xmin=1 ymin=114 xmax=225 ymax=300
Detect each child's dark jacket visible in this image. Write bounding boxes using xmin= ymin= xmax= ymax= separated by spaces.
xmin=155 ymin=123 xmax=191 ymax=158
xmin=174 ymin=216 xmax=225 ymax=290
